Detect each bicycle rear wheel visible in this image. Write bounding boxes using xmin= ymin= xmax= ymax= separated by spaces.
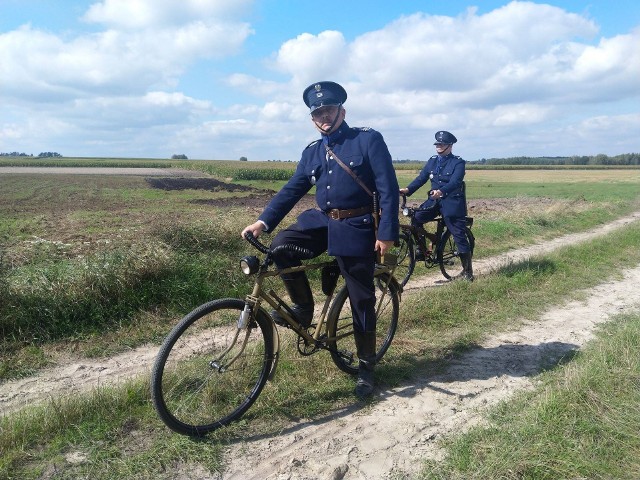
xmin=151 ymin=298 xmax=274 ymax=436
xmin=437 ymin=227 xmax=475 ymax=280
xmin=326 ymin=273 xmax=400 ymax=375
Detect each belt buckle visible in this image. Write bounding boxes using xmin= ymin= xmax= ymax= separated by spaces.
xmin=329 ymin=209 xmax=340 ymax=220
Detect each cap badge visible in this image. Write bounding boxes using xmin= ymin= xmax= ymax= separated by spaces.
xmin=314 ymin=84 xmax=322 ymax=91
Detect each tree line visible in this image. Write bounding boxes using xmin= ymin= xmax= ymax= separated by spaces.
xmin=1 ymin=152 xmax=63 ymax=157
xmin=473 ymin=153 xmax=640 ymax=166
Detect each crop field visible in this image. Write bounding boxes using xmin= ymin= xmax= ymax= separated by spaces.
xmin=1 ymin=162 xmax=639 ymax=479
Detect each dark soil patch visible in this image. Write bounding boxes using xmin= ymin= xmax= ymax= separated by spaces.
xmin=144 ymin=177 xmax=269 ymax=193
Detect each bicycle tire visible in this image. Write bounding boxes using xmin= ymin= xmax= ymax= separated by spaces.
xmin=151 ymin=298 xmax=274 ymax=436
xmin=437 ymin=227 xmax=475 ymax=280
xmin=326 ymin=273 xmax=400 ymax=375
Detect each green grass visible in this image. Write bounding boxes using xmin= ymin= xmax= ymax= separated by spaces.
xmin=0 ymin=221 xmax=250 ymax=379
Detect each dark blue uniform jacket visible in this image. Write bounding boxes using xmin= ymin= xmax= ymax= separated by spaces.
xmin=259 ymin=122 xmax=399 ymax=257
xmin=406 ymin=153 xmax=467 ymax=218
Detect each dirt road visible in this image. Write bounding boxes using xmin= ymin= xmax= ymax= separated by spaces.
xmin=1 ymin=211 xmax=639 ymax=479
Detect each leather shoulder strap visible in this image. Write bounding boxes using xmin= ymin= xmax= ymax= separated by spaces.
xmin=326 ymin=146 xmax=373 ymax=197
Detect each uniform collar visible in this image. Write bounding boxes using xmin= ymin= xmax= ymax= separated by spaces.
xmin=321 ymin=121 xmax=349 ymax=147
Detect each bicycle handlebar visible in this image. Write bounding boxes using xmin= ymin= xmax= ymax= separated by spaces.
xmin=244 ymin=231 xmax=270 ymax=254
xmin=400 ymin=192 xmax=439 ymax=215
xmin=243 ymin=231 xmax=315 ymax=260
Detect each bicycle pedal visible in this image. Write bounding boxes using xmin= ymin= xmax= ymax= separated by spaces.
xmin=338 ymin=350 xmax=354 ymax=365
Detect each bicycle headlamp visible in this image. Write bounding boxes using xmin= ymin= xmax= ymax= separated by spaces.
xmin=402 ymin=207 xmax=410 ymax=217
xmin=240 ymin=256 xmax=260 ymax=275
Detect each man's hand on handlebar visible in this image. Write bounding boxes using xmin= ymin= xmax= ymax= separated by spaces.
xmin=241 ymin=221 xmax=265 ymax=240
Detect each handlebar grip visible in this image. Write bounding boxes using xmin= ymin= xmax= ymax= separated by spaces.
xmin=243 ymin=231 xmax=269 ymax=254
xmin=272 ymin=244 xmax=315 ymax=260
xmin=244 ymin=231 xmax=315 ymax=259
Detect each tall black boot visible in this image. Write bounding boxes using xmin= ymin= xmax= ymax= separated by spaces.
xmin=354 ymin=331 xmax=377 ymax=399
xmin=272 ymin=272 xmax=314 ymax=328
xmin=458 ymin=252 xmax=474 ymax=281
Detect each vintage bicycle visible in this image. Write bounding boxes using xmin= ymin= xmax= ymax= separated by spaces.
xmin=150 ymin=232 xmax=401 ymax=436
xmin=389 ymin=193 xmax=475 ymax=287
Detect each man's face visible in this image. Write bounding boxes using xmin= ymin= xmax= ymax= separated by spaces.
xmin=435 ymin=143 xmax=452 ymax=155
xmin=311 ymin=105 xmax=345 ymax=134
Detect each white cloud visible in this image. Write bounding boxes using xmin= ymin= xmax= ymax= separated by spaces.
xmin=344 ymin=3 xmax=598 ymax=93
xmin=274 ymin=31 xmax=349 ymax=86
xmin=0 ymin=4 xmax=254 ymax=102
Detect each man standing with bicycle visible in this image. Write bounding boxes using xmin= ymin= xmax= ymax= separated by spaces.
xmin=241 ymin=81 xmax=399 ymax=398
xmin=399 ymin=131 xmax=474 ymax=281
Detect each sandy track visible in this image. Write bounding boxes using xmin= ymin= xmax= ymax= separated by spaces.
xmin=1 ymin=212 xmax=639 ymax=479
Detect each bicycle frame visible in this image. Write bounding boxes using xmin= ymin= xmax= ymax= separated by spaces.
xmin=216 ymin=242 xmax=399 ymax=380
xmin=400 ymin=194 xmax=446 ymax=264
xmin=401 ymin=220 xmax=445 ymax=266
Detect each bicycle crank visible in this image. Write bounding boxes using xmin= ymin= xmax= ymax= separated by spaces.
xmin=297 ymin=332 xmax=321 ymax=355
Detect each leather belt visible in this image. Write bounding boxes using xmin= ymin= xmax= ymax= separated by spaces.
xmin=326 ymin=205 xmax=372 ymax=220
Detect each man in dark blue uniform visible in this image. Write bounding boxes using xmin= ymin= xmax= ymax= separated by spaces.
xmin=242 ymin=81 xmax=399 ymax=398
xmin=399 ymin=130 xmax=473 ymax=281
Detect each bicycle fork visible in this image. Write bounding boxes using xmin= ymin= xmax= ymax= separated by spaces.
xmin=208 ymin=303 xmax=256 ymax=373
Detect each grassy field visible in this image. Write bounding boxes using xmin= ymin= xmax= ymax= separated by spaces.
xmin=1 ymin=161 xmax=639 ymax=478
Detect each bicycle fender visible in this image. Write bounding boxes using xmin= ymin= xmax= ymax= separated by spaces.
xmin=255 ymin=306 xmax=280 ymax=381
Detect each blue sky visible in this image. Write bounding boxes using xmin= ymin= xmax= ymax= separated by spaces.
xmin=1 ymin=0 xmax=639 ymax=161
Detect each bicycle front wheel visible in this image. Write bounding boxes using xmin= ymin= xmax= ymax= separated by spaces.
xmin=437 ymin=227 xmax=475 ymax=280
xmin=151 ymin=299 xmax=274 ymax=436
xmin=391 ymin=229 xmax=415 ymax=287
xmin=326 ymin=273 xmax=400 ymax=375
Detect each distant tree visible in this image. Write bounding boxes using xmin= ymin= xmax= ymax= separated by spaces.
xmin=171 ymin=154 xmax=188 ymax=159
xmin=239 ymin=156 xmax=248 ymax=161
xmin=0 ymin=152 xmax=30 ymax=156
xmin=37 ymin=152 xmax=62 ymax=157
